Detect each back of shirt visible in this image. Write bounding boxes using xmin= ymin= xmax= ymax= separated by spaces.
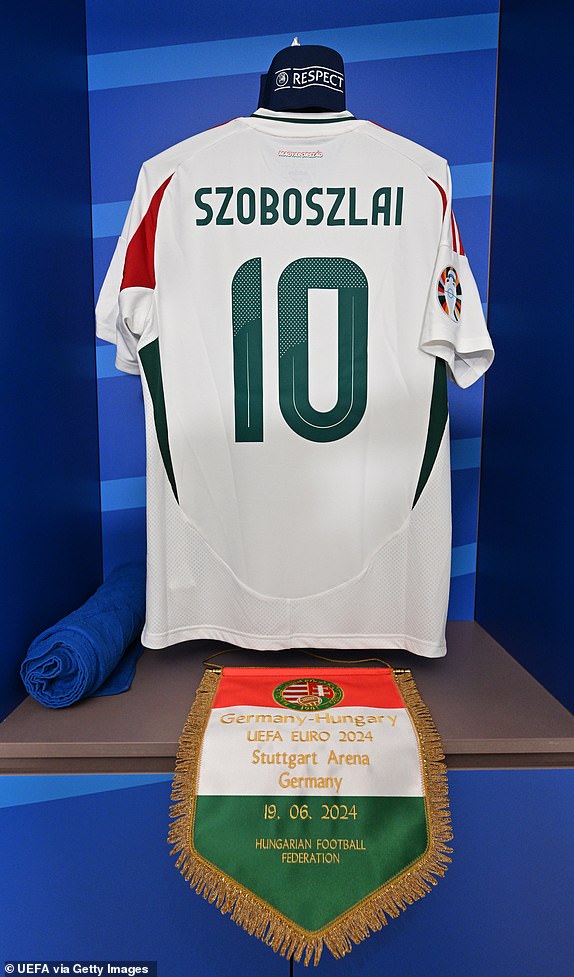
xmin=98 ymin=109 xmax=493 ymax=656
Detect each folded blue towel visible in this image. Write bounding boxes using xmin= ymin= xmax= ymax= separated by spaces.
xmin=20 ymin=563 xmax=146 ymax=708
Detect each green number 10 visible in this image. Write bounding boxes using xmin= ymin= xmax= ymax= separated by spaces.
xmin=232 ymin=256 xmax=368 ymax=444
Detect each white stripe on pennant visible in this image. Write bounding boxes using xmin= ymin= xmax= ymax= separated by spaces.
xmin=197 ymin=706 xmax=423 ymax=798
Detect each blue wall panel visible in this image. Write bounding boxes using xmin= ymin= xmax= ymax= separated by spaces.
xmin=86 ymin=0 xmax=499 ymax=55
xmin=476 ymin=0 xmax=574 ymax=711
xmin=0 ymin=775 xmax=286 ymax=976
xmin=98 ymin=377 xmax=145 ymax=481
xmin=1 ymin=770 xmax=572 ymax=975
xmin=101 ymin=510 xmax=147 ymax=578
xmin=88 ymin=75 xmax=260 ymax=204
xmin=455 ymin=196 xmax=492 ymax=295
xmin=348 ymin=49 xmax=497 ymax=167
xmin=447 ymin=573 xmax=476 ymax=621
xmin=452 ymin=469 xmax=480 ymax=548
xmin=0 ymin=1 xmax=102 ymax=720
xmin=449 ymin=375 xmax=485 ymax=440
xmin=87 ymin=3 xmax=498 ymax=611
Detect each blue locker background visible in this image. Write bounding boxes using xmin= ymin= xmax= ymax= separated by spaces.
xmin=475 ymin=0 xmax=574 ymax=712
xmin=88 ymin=0 xmax=498 ymax=620
xmin=0 ymin=0 xmax=102 ymax=722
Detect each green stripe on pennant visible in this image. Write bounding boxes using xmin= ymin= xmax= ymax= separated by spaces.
xmin=194 ymin=795 xmax=427 ymax=931
xmin=138 ymin=339 xmax=179 ymax=502
xmin=413 ymin=358 xmax=448 ymax=508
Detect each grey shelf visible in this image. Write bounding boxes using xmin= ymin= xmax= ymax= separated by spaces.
xmin=1 ymin=621 xmax=573 ymax=773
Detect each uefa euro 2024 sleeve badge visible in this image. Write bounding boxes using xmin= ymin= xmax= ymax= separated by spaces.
xmin=437 ymin=266 xmax=462 ymax=323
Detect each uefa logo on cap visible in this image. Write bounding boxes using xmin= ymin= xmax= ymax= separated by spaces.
xmin=275 ymin=69 xmax=290 ymax=88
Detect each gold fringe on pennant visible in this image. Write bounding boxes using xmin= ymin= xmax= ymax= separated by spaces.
xmin=168 ymin=667 xmax=453 ymax=966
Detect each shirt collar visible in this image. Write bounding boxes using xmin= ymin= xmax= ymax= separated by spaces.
xmin=250 ymin=107 xmax=356 ymax=125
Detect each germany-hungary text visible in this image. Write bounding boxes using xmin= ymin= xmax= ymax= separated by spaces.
xmin=220 ymin=712 xmax=398 ymax=727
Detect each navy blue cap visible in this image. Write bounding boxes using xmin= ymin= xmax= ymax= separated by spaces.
xmin=258 ymin=45 xmax=346 ymax=112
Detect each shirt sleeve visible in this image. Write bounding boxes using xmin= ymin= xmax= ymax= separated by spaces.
xmin=95 ymin=176 xmax=142 ymax=373
xmin=94 ymin=224 xmax=129 ymax=345
xmin=95 ymin=168 xmax=173 ymax=375
xmin=419 ymin=166 xmax=494 ymax=388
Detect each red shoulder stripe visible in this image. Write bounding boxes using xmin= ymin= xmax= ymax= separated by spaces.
xmin=450 ymin=213 xmax=458 ymax=253
xmin=428 ymin=176 xmax=447 ymax=220
xmin=121 ymin=174 xmax=174 ymax=291
xmin=206 ymin=117 xmax=237 ymax=132
xmin=368 ymin=119 xmax=391 ymax=132
xmin=454 ymin=216 xmax=465 ymax=256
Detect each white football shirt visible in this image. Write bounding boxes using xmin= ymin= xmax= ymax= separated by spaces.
xmin=96 ymin=108 xmax=493 ymax=656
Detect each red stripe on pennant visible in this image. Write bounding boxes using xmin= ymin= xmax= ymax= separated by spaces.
xmin=211 ymin=667 xmax=405 ymax=710
xmin=121 ymin=174 xmax=174 ymax=291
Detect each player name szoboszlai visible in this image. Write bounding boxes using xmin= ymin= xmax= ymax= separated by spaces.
xmin=194 ymin=185 xmax=404 ymax=227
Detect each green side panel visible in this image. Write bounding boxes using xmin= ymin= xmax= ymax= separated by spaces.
xmin=194 ymin=794 xmax=427 ymax=931
xmin=139 ymin=339 xmax=179 ymax=502
xmin=231 ymin=257 xmax=264 ymax=442
xmin=277 ymin=257 xmax=368 ymax=444
xmin=412 ymin=358 xmax=448 ymax=508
